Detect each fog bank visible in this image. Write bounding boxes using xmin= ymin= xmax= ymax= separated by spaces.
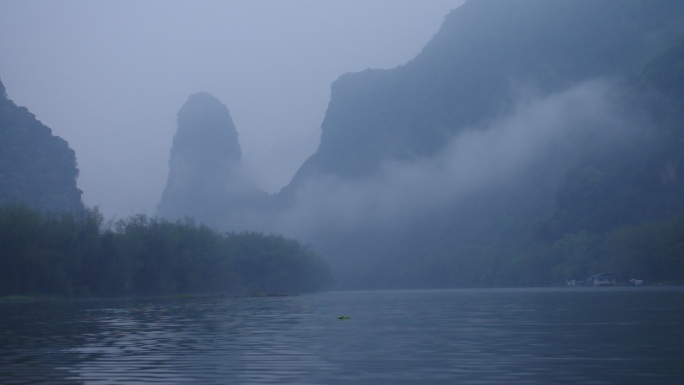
xmin=268 ymin=81 xmax=631 ymax=240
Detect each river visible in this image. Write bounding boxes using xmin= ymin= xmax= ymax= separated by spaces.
xmin=1 ymin=287 xmax=683 ymax=384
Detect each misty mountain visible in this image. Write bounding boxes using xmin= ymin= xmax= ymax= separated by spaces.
xmin=0 ymin=89 xmax=328 ymax=299
xmin=287 ymin=0 xmax=684 ymax=188
xmin=158 ymin=0 xmax=684 ymax=288
xmin=273 ymin=0 xmax=684 ymax=287
xmin=157 ymin=92 xmax=265 ymax=227
xmin=0 ymin=78 xmax=82 ymax=212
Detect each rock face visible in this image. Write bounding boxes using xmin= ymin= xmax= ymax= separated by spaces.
xmin=272 ymin=0 xmax=684 ymax=288
xmin=0 ymin=78 xmax=83 ymax=212
xmin=284 ymin=0 xmax=684 ymax=195
xmin=157 ymin=92 xmax=261 ymax=226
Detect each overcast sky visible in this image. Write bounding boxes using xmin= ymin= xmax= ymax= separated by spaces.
xmin=0 ymin=0 xmax=463 ymax=218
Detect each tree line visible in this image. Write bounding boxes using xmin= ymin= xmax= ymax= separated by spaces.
xmin=0 ymin=205 xmax=330 ymax=298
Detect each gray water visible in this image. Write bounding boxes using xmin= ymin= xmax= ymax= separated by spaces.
xmin=1 ymin=287 xmax=683 ymax=385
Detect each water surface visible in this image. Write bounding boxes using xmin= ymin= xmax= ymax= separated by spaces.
xmin=1 ymin=287 xmax=683 ymax=384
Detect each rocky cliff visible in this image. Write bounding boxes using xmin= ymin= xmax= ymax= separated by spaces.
xmin=157 ymin=92 xmax=263 ymax=227
xmin=273 ymin=0 xmax=684 ymax=287
xmin=285 ymin=0 xmax=684 ymax=194
xmin=0 ymin=78 xmax=82 ymax=212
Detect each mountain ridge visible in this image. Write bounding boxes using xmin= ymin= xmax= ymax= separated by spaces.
xmin=285 ymin=0 xmax=684 ymax=197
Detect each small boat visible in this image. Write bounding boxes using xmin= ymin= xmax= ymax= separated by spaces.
xmin=587 ymin=273 xmax=615 ymax=286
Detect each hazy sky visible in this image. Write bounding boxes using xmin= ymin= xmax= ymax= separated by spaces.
xmin=0 ymin=0 xmax=463 ymax=218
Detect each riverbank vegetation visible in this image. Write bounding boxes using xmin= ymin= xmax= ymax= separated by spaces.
xmin=0 ymin=205 xmax=330 ymax=298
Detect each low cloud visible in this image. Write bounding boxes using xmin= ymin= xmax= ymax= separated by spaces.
xmin=266 ymin=80 xmax=631 ymax=240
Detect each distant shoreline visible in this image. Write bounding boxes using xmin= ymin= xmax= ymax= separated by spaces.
xmin=6 ymin=284 xmax=684 ymax=304
xmin=0 ymin=291 xmax=298 ymax=304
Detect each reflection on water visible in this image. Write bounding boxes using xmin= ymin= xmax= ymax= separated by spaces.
xmin=1 ymin=287 xmax=683 ymax=384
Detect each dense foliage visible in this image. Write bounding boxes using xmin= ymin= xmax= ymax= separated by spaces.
xmin=0 ymin=205 xmax=329 ymax=298
xmin=0 ymin=79 xmax=82 ymax=212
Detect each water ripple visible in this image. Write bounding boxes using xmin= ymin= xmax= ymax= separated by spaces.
xmin=1 ymin=288 xmax=683 ymax=384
